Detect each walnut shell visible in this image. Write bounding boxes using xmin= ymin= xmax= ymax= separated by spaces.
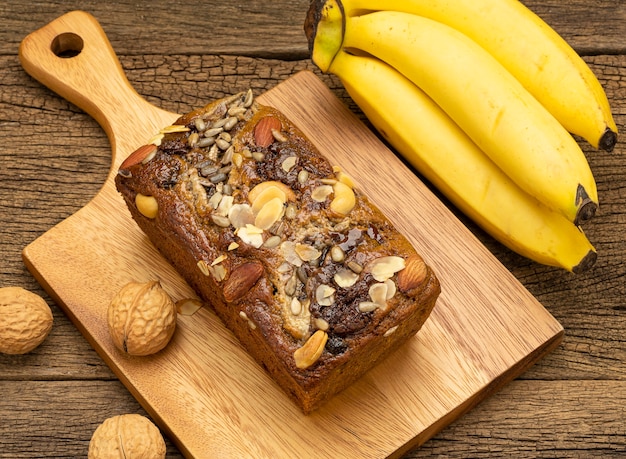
xmin=107 ymin=280 xmax=176 ymax=356
xmin=88 ymin=413 xmax=166 ymax=459
xmin=0 ymin=286 xmax=53 ymax=354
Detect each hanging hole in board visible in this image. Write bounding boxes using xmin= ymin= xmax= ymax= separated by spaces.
xmin=51 ymin=32 xmax=84 ymax=58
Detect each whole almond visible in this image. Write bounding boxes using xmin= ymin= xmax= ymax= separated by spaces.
xmin=396 ymin=254 xmax=428 ymax=293
xmin=254 ymin=116 xmax=282 ymax=148
xmin=223 ymin=262 xmax=264 ymax=303
xmin=120 ymin=144 xmax=158 ymax=170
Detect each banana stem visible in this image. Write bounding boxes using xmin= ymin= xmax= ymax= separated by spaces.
xmin=304 ymin=0 xmax=345 ymax=72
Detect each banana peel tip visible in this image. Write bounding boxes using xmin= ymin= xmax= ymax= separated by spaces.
xmin=599 ymin=128 xmax=617 ymax=152
xmin=572 ymin=250 xmax=597 ymax=274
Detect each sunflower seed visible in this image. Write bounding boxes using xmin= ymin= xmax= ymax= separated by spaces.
xmin=197 ymin=137 xmax=215 ymax=148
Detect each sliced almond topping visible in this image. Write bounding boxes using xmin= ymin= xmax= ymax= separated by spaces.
xmin=281 ymin=241 xmax=303 ymax=267
xmin=384 ymin=279 xmax=397 ymax=300
xmin=227 ymin=242 xmax=240 ymax=251
xmin=228 ymin=203 xmax=255 ymax=229
xmin=236 ymin=224 xmax=264 ymax=248
xmin=176 ymin=298 xmax=203 ymax=316
xmin=316 ymin=284 xmax=335 ymax=306
xmin=334 ymin=269 xmax=359 ymax=288
xmin=254 ymin=197 xmax=284 ymax=230
xmin=197 ymin=260 xmax=211 ymax=277
xmin=367 ymin=256 xmax=406 ymax=282
xmin=311 ymin=185 xmax=333 ymax=202
xmin=294 ymin=330 xmax=328 ymax=369
xmin=358 ymin=301 xmax=378 ymax=313
xmin=281 ymin=156 xmax=298 ymax=173
xmin=384 ymin=325 xmax=399 ymax=337
xmin=212 ymin=264 xmax=227 ymax=282
xmin=216 ymin=195 xmax=234 ymax=217
xmin=369 ymin=283 xmax=389 ymax=311
xmin=251 ymin=186 xmax=287 ymax=213
xmin=295 ymin=243 xmax=321 ymax=262
xmin=248 ymin=181 xmax=295 ymax=204
xmin=148 ymin=132 xmax=165 ymax=146
xmin=161 ymin=124 xmax=190 ymax=134
xmin=208 ymin=191 xmax=223 ymax=210
xmin=211 ymin=254 xmax=227 ymax=266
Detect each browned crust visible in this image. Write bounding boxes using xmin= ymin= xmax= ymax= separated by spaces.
xmin=115 ymin=94 xmax=440 ymax=413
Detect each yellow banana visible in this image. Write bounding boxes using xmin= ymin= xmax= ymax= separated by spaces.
xmin=326 ymin=49 xmax=596 ymax=272
xmin=337 ymin=10 xmax=598 ymax=226
xmin=334 ymin=0 xmax=617 ymax=151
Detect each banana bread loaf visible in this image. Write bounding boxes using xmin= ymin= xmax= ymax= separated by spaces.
xmin=115 ymin=90 xmax=440 ymax=413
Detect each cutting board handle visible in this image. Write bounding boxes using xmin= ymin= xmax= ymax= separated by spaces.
xmin=18 ymin=10 xmax=177 ymax=166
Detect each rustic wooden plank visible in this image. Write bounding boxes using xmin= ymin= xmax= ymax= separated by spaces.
xmin=2 ymin=7 xmax=626 ymax=458
xmin=0 ymin=380 xmax=183 ymax=458
xmin=2 ymin=380 xmax=625 ymax=458
xmin=0 ymin=1 xmax=625 ymax=57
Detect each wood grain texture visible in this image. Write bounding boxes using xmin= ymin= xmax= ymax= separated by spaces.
xmin=2 ymin=1 xmax=626 ymax=458
xmin=12 ymin=10 xmax=565 ymax=459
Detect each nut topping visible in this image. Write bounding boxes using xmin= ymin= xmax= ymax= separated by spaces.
xmin=254 ymin=197 xmax=284 ymax=230
xmin=251 ymin=186 xmax=287 ymax=213
xmin=312 ymin=185 xmax=333 ymax=202
xmin=397 ymin=254 xmax=428 ymax=293
xmin=295 ymin=243 xmax=321 ymax=262
xmin=330 ymin=181 xmax=356 ymax=216
xmin=223 ymin=262 xmax=264 ymax=303
xmin=293 ymin=330 xmax=328 ymax=369
xmin=316 ymin=284 xmax=335 ymax=306
xmin=254 ymin=116 xmax=282 ymax=147
xmin=334 ymin=269 xmax=359 ymax=288
xmin=367 ymin=256 xmax=406 ymax=282
xmin=248 ymin=181 xmax=296 ymax=205
xmin=135 ymin=194 xmax=158 ymax=219
xmin=120 ymin=144 xmax=157 ymax=170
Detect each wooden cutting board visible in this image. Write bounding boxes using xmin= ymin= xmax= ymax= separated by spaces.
xmin=18 ymin=10 xmax=563 ymax=459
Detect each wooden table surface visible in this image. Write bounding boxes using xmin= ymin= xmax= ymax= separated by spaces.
xmin=1 ymin=1 xmax=625 ymax=457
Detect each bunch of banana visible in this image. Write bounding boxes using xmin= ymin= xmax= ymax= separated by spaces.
xmin=304 ymin=0 xmax=617 ymax=272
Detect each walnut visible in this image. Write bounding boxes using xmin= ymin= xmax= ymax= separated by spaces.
xmin=0 ymin=286 xmax=53 ymax=354
xmin=107 ymin=280 xmax=176 ymax=356
xmin=88 ymin=413 xmax=166 ymax=458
